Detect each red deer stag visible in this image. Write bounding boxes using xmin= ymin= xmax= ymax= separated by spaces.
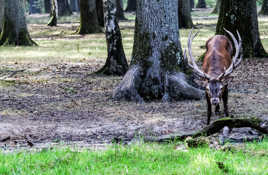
xmin=185 ymin=29 xmax=243 ymax=125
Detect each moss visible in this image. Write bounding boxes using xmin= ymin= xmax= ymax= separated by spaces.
xmin=160 ymin=42 xmax=182 ymax=72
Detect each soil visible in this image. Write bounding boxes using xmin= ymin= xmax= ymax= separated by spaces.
xmin=0 ymin=58 xmax=268 ymax=150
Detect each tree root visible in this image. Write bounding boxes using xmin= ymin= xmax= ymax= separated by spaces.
xmin=143 ymin=117 xmax=268 ymax=143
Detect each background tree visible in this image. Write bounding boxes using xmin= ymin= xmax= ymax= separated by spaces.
xmin=196 ymin=0 xmax=206 ymax=8
xmin=125 ymin=0 xmax=136 ymax=12
xmin=96 ymin=0 xmax=128 ymax=75
xmin=190 ymin=0 xmax=195 ymax=9
xmin=259 ymin=0 xmax=268 ymax=15
xmin=70 ymin=0 xmax=79 ymax=12
xmin=44 ymin=0 xmax=51 ymax=13
xmin=48 ymin=0 xmax=57 ymax=26
xmin=0 ymin=0 xmax=36 ymax=46
xmin=0 ymin=0 xmax=4 ymax=33
xmin=29 ymin=0 xmax=41 ymax=14
xmin=216 ymin=0 xmax=267 ymax=57
xmin=57 ymin=0 xmax=72 ymax=16
xmin=76 ymin=0 xmax=102 ymax=34
xmin=211 ymin=0 xmax=221 ymax=14
xmin=178 ymin=0 xmax=194 ymax=28
xmin=115 ymin=0 xmax=126 ymax=20
xmin=96 ymin=0 xmax=104 ymax=27
xmin=113 ymin=0 xmax=203 ymax=102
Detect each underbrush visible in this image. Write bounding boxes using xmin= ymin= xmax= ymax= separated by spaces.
xmin=0 ymin=139 xmax=268 ymax=175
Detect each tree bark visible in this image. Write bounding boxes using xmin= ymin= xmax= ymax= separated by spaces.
xmin=125 ymin=0 xmax=136 ymax=12
xmin=57 ymin=0 xmax=72 ymax=16
xmin=44 ymin=0 xmax=51 ymax=13
xmin=144 ymin=118 xmax=268 ymax=143
xmin=76 ymin=0 xmax=102 ymax=34
xmin=70 ymin=0 xmax=79 ymax=12
xmin=116 ymin=0 xmax=126 ymax=20
xmin=113 ymin=0 xmax=203 ymax=102
xmin=196 ymin=0 xmax=206 ymax=8
xmin=259 ymin=0 xmax=268 ymax=16
xmin=216 ymin=0 xmax=268 ymax=58
xmin=211 ymin=0 xmax=221 ymax=14
xmin=0 ymin=0 xmax=4 ymax=33
xmin=96 ymin=0 xmax=128 ymax=76
xmin=48 ymin=0 xmax=57 ymax=26
xmin=96 ymin=0 xmax=104 ymax=27
xmin=0 ymin=0 xmax=36 ymax=46
xmin=178 ymin=0 xmax=194 ymax=29
xmin=190 ymin=0 xmax=194 ymax=9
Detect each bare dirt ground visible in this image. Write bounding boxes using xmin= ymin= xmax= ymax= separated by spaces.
xmin=1 ymin=58 xmax=268 ymax=149
xmin=0 ymin=13 xmax=268 ymax=150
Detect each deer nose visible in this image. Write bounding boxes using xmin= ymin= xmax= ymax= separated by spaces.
xmin=211 ymin=98 xmax=220 ymax=105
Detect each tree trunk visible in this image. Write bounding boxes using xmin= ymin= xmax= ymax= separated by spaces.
xmin=211 ymin=0 xmax=221 ymax=14
xmin=76 ymin=0 xmax=102 ymax=34
xmin=178 ymin=0 xmax=194 ymax=29
xmin=0 ymin=0 xmax=4 ymax=33
xmin=216 ymin=0 xmax=268 ymax=58
xmin=125 ymin=0 xmax=136 ymax=12
xmin=190 ymin=0 xmax=194 ymax=9
xmin=57 ymin=0 xmax=72 ymax=16
xmin=113 ymin=0 xmax=203 ymax=102
xmin=48 ymin=0 xmax=57 ymax=26
xmin=196 ymin=0 xmax=206 ymax=8
xmin=70 ymin=0 xmax=79 ymax=12
xmin=44 ymin=0 xmax=51 ymax=13
xmin=29 ymin=0 xmax=41 ymax=14
xmin=96 ymin=0 xmax=128 ymax=76
xmin=116 ymin=0 xmax=126 ymax=20
xmin=259 ymin=0 xmax=268 ymax=15
xmin=0 ymin=0 xmax=36 ymax=46
xmin=96 ymin=0 xmax=104 ymax=27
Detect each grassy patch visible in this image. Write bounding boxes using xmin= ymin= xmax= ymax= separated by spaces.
xmin=0 ymin=140 xmax=268 ymax=175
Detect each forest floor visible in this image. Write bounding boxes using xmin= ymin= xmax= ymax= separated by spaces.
xmin=0 ymin=11 xmax=268 ymax=150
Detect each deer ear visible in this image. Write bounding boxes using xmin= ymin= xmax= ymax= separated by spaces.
xmin=222 ymin=76 xmax=233 ymax=85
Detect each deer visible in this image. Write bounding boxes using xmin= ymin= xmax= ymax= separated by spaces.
xmin=185 ymin=29 xmax=243 ymax=125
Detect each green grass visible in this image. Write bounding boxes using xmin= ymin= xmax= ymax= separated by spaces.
xmin=0 ymin=140 xmax=268 ymax=175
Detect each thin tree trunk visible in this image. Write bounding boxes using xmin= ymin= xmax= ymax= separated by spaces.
xmin=0 ymin=0 xmax=4 ymax=33
xmin=70 ymin=0 xmax=79 ymax=12
xmin=178 ymin=0 xmax=194 ymax=29
xmin=76 ymin=0 xmax=102 ymax=34
xmin=196 ymin=0 xmax=206 ymax=8
xmin=48 ymin=0 xmax=57 ymax=26
xmin=96 ymin=0 xmax=104 ymax=27
xmin=116 ymin=0 xmax=126 ymax=20
xmin=57 ymin=0 xmax=72 ymax=16
xmin=0 ymin=0 xmax=36 ymax=46
xmin=96 ymin=0 xmax=128 ymax=76
xmin=211 ymin=0 xmax=221 ymax=14
xmin=44 ymin=0 xmax=51 ymax=13
xmin=259 ymin=0 xmax=268 ymax=15
xmin=216 ymin=0 xmax=268 ymax=57
xmin=113 ymin=0 xmax=203 ymax=102
xmin=125 ymin=0 xmax=136 ymax=12
xmin=29 ymin=0 xmax=41 ymax=14
xmin=190 ymin=0 xmax=194 ymax=9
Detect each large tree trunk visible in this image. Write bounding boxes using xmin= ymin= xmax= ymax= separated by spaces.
xmin=0 ymin=0 xmax=36 ymax=46
xmin=216 ymin=0 xmax=268 ymax=58
xmin=125 ymin=0 xmax=136 ymax=12
xmin=70 ymin=0 xmax=79 ymax=12
xmin=259 ymin=0 xmax=268 ymax=15
xmin=0 ymin=0 xmax=4 ymax=33
xmin=96 ymin=0 xmax=104 ymax=27
xmin=211 ymin=0 xmax=221 ymax=14
xmin=44 ymin=0 xmax=51 ymax=13
xmin=96 ymin=0 xmax=128 ymax=76
xmin=178 ymin=0 xmax=194 ymax=29
xmin=57 ymin=0 xmax=72 ymax=16
xmin=48 ymin=0 xmax=57 ymax=26
xmin=196 ymin=0 xmax=206 ymax=8
xmin=29 ymin=0 xmax=41 ymax=14
xmin=76 ymin=0 xmax=102 ymax=34
xmin=113 ymin=0 xmax=203 ymax=102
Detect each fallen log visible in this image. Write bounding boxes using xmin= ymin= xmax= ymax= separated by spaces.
xmin=144 ymin=117 xmax=268 ymax=143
